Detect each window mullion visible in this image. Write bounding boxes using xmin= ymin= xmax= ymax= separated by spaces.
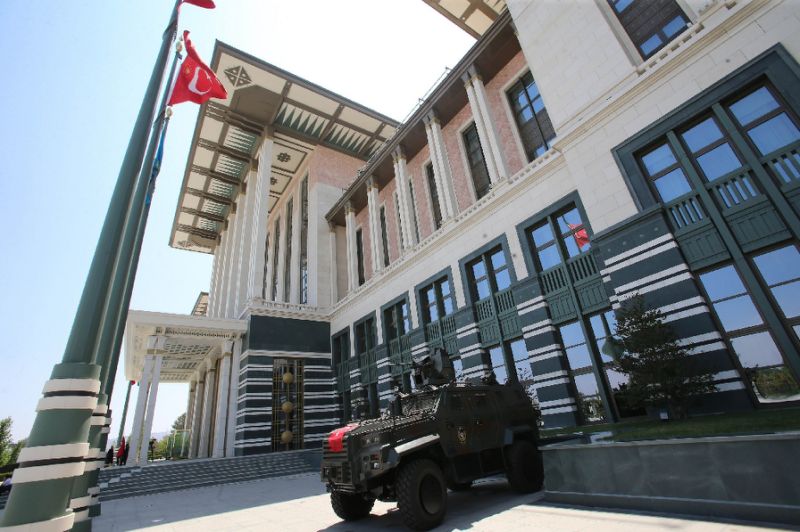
xmin=669 ymin=129 xmax=800 ymax=375
xmin=712 ymin=103 xmax=800 ymax=240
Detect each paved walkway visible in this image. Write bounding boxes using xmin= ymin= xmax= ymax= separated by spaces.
xmin=93 ymin=473 xmax=786 ymax=531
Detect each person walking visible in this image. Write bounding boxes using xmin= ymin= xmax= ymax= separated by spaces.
xmin=122 ymin=441 xmax=130 ymax=466
xmin=104 ymin=447 xmax=114 ymax=467
xmin=116 ymin=436 xmax=126 ymax=466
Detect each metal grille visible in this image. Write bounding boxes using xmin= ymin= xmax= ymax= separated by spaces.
xmin=271 ymin=359 xmax=304 ymax=452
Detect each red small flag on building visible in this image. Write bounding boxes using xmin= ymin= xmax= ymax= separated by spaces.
xmin=568 ymin=223 xmax=590 ymax=249
xmin=168 ymin=31 xmax=227 ymax=106
xmin=180 ymin=0 xmax=216 ymax=9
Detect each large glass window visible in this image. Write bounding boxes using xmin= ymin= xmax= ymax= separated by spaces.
xmin=488 ymin=345 xmax=508 ymax=384
xmin=728 ymin=86 xmax=800 ymax=157
xmin=608 ymin=0 xmax=690 ymax=59
xmin=421 ymin=276 xmax=455 ymax=324
xmin=639 ymin=143 xmax=693 ymax=202
xmin=753 ymin=245 xmax=800 ymax=325
xmin=426 ymin=163 xmax=443 ymax=230
xmin=384 ymin=300 xmax=410 ymax=342
xmin=467 ymin=247 xmax=511 ymax=302
xmin=355 ymin=228 xmax=365 ymax=286
xmin=526 ymin=204 xmax=591 ymax=272
xmin=506 ymin=71 xmax=556 ymax=161
xmin=463 ymin=123 xmax=492 ymax=199
xmin=510 ymin=339 xmax=536 ymax=401
xmin=299 ymin=177 xmax=309 ymax=304
xmin=700 ymin=265 xmax=800 ymax=403
xmin=559 ymin=321 xmax=606 ymax=423
xmin=283 ymin=198 xmax=293 ymax=302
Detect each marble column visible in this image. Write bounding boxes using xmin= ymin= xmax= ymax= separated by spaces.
xmin=366 ymin=177 xmax=383 ymax=274
xmin=225 ymin=338 xmax=242 ymax=456
xmin=224 ymin=207 xmax=242 ymax=318
xmin=247 ymin=134 xmax=275 ymax=303
xmin=189 ymin=370 xmax=205 ymax=458
xmin=138 ymin=337 xmax=165 ymax=464
xmin=212 ymin=341 xmax=233 ymax=458
xmin=391 ymin=148 xmax=416 ymax=250
xmin=345 ymin=202 xmax=358 ymax=291
xmin=424 ymin=112 xmax=458 ymax=219
xmin=234 ymin=169 xmax=257 ymax=313
xmin=183 ymin=379 xmax=197 ymax=457
xmin=127 ymin=354 xmax=154 ymax=466
xmin=329 ymin=222 xmax=338 ymax=303
xmin=463 ymin=69 xmax=502 ymax=184
xmin=469 ymin=66 xmax=509 ymax=180
xmin=198 ymin=357 xmax=218 ymax=458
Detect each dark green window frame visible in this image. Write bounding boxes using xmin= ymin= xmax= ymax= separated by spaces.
xmin=506 ymin=71 xmax=556 ymax=161
xmin=463 ymin=122 xmax=492 ymax=200
xmin=426 ymin=163 xmax=443 ymax=229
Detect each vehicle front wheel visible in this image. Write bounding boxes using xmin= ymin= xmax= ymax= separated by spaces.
xmin=396 ymin=458 xmax=447 ymax=530
xmin=506 ymin=440 xmax=544 ymax=493
xmin=330 ymin=490 xmax=374 ymax=521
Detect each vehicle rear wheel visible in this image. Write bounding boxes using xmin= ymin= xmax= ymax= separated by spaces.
xmin=506 ymin=440 xmax=544 ymax=493
xmin=330 ymin=490 xmax=374 ymax=521
xmin=396 ymin=458 xmax=447 ymax=530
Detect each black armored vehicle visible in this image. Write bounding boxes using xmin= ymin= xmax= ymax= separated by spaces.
xmin=321 ymin=349 xmax=543 ymax=530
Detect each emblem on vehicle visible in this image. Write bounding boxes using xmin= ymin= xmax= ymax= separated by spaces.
xmin=457 ymin=426 xmax=467 ymax=444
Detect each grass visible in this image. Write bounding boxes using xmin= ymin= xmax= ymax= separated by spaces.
xmin=540 ymin=406 xmax=800 ymax=442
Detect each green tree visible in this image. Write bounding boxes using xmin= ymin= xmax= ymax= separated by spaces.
xmin=171 ymin=413 xmax=187 ymax=431
xmin=611 ymin=295 xmax=715 ymax=419
xmin=0 ymin=418 xmax=12 ymax=466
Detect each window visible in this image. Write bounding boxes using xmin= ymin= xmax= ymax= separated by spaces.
xmin=639 ymin=143 xmax=693 ymax=203
xmin=507 ymin=71 xmax=555 ymax=161
xmin=753 ymin=245 xmax=800 ymax=328
xmin=488 ymin=346 xmax=508 ymax=384
xmin=467 ymin=247 xmax=511 ymax=302
xmin=510 ymin=339 xmax=536 ymax=401
xmin=420 ymin=276 xmax=455 ymax=324
xmin=463 ymin=123 xmax=492 ymax=199
xmin=283 ymin=198 xmax=293 ymax=302
xmin=355 ymin=228 xmax=365 ymax=286
xmin=379 ymin=206 xmax=390 ymax=267
xmin=559 ymin=321 xmax=606 ymax=423
xmin=384 ymin=300 xmax=410 ymax=342
xmin=608 ymin=0 xmax=690 ymax=59
xmin=354 ymin=318 xmax=376 ymax=356
xmin=729 ymin=85 xmax=800 ymax=158
xmin=699 ymin=264 xmax=800 ymax=403
xmin=408 ymin=181 xmax=421 ymax=243
xmin=299 ymin=177 xmax=309 ymax=304
xmin=526 ymin=204 xmax=591 ymax=272
xmin=270 ymin=218 xmax=281 ymax=300
xmin=394 ymin=191 xmax=404 ymax=247
xmin=426 ymin=163 xmax=443 ymax=229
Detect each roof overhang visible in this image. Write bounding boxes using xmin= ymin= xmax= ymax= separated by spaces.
xmin=422 ymin=0 xmax=506 ymax=38
xmin=124 ymin=310 xmax=248 ymax=383
xmin=170 ymin=41 xmax=400 ymax=254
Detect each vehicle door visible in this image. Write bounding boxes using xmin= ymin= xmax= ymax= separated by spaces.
xmin=441 ymin=390 xmax=477 ymax=457
xmin=470 ymin=391 xmax=501 ymax=452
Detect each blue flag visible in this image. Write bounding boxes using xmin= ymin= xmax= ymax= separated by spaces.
xmin=146 ymin=125 xmax=168 ymax=206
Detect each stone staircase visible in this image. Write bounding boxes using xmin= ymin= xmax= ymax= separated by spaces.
xmin=98 ymin=449 xmax=321 ymax=501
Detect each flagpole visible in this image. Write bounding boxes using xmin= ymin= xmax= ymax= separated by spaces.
xmin=69 ymin=42 xmax=183 ymax=530
xmin=0 ymin=2 xmax=181 ymax=530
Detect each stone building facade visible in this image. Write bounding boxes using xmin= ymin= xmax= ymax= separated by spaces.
xmin=125 ymin=0 xmax=800 ymax=458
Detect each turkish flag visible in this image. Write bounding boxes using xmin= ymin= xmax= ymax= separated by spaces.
xmin=568 ymin=223 xmax=590 ymax=249
xmin=180 ymin=0 xmax=216 ymax=8
xmin=327 ymin=423 xmax=358 ymax=452
xmin=168 ymin=31 xmax=227 ymax=106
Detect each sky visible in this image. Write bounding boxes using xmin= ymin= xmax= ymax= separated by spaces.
xmin=0 ymin=1 xmax=474 ymax=442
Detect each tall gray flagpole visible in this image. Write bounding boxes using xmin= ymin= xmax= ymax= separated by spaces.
xmin=0 ymin=2 xmax=181 ymax=530
xmin=79 ymin=46 xmax=183 ymax=527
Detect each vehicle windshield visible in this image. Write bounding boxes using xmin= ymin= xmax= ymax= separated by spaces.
xmin=401 ymin=392 xmax=439 ymax=416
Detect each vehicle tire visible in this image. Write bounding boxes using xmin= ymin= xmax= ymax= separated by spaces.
xmin=506 ymin=440 xmax=544 ymax=493
xmin=447 ymin=480 xmax=472 ymax=492
xmin=396 ymin=458 xmax=448 ymax=530
xmin=330 ymin=490 xmax=374 ymax=521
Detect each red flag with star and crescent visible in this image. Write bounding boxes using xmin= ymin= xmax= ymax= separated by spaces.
xmin=180 ymin=0 xmax=216 ymax=9
xmin=168 ymin=31 xmax=227 ymax=106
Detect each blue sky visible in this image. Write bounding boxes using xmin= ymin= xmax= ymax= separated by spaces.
xmin=0 ymin=1 xmax=473 ymax=441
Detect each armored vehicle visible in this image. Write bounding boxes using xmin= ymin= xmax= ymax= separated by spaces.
xmin=321 ymin=349 xmax=543 ymax=530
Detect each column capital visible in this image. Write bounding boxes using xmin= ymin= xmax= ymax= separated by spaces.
xmin=146 ymin=335 xmax=167 ymax=354
xmin=366 ymin=175 xmax=379 ymax=192
xmin=345 ymin=201 xmax=356 ymax=216
xmin=206 ymin=356 xmax=218 ymax=372
xmin=222 ymin=339 xmax=234 ymax=356
xmin=392 ymin=146 xmax=406 ymax=163
xmin=423 ymin=110 xmax=441 ymax=127
xmin=328 ymin=221 xmax=339 ymax=232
